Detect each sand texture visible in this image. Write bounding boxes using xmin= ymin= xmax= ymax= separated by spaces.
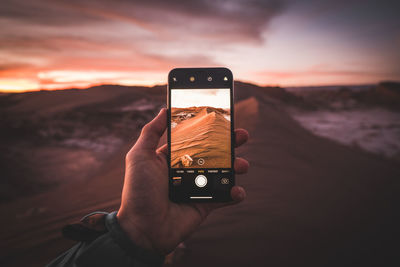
xmin=171 ymin=107 xmax=231 ymax=168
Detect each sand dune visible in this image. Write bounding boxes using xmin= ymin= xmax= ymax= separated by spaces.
xmin=0 ymin=82 xmax=399 ymax=266
xmin=171 ymin=107 xmax=231 ymax=168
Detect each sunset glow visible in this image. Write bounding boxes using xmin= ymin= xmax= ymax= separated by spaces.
xmin=1 ymin=0 xmax=399 ymax=92
xmin=172 ymin=89 xmax=230 ymax=109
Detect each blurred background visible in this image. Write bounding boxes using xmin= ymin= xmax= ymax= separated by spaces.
xmin=1 ymin=0 xmax=399 ymax=266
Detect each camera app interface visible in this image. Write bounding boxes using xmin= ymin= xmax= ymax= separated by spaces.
xmin=170 ymin=88 xmax=231 ymax=169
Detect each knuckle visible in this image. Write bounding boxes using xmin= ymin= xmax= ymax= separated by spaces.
xmin=141 ymin=123 xmax=152 ymax=135
xmin=125 ymin=149 xmax=134 ymax=162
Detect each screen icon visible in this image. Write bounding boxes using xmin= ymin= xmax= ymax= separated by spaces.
xmin=172 ymin=177 xmax=182 ymax=186
xmin=197 ymin=158 xmax=205 ymax=165
xmin=221 ymin=178 xmax=229 ymax=184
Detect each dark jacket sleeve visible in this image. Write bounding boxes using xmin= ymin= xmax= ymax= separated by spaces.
xmin=47 ymin=211 xmax=165 ymax=267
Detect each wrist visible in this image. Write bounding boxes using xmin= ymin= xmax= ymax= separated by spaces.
xmin=116 ymin=210 xmax=158 ymax=253
xmin=106 ymin=211 xmax=165 ymax=265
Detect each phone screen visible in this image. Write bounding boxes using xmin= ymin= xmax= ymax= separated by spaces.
xmin=168 ymin=68 xmax=234 ymax=202
xmin=170 ymin=88 xmax=231 ymax=169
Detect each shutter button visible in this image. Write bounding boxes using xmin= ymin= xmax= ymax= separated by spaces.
xmin=195 ymin=175 xmax=207 ymax=187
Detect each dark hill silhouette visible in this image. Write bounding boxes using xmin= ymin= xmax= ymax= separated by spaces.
xmin=291 ymin=81 xmax=400 ymax=110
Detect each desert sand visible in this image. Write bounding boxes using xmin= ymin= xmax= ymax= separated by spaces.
xmin=0 ymin=82 xmax=399 ymax=266
xmin=171 ymin=107 xmax=231 ymax=168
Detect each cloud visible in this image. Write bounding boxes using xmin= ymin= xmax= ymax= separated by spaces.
xmin=254 ymin=67 xmax=400 ymax=86
xmin=258 ymin=67 xmax=400 ymax=79
xmin=5 ymin=0 xmax=398 ymax=90
xmin=1 ymin=0 xmax=285 ymax=41
xmin=0 ymin=62 xmax=31 ymax=72
xmin=0 ymin=0 xmax=286 ymax=90
xmin=0 ymin=0 xmax=101 ymax=25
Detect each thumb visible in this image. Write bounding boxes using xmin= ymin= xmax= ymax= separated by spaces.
xmin=135 ymin=108 xmax=167 ymax=151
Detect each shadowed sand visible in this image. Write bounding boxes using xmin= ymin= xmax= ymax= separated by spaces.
xmin=0 ymin=83 xmax=399 ymax=266
xmin=171 ymin=107 xmax=231 ymax=168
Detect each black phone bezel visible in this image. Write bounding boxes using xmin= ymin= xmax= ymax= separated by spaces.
xmin=167 ymin=67 xmax=235 ymax=202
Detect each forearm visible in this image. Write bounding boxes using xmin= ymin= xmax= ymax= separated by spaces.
xmin=47 ymin=212 xmax=165 ymax=267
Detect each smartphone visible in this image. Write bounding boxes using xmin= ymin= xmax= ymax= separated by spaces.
xmin=168 ymin=67 xmax=234 ymax=202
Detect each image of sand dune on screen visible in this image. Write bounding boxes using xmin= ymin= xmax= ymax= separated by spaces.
xmin=171 ymin=89 xmax=231 ymax=168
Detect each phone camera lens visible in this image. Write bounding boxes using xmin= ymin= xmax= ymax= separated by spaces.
xmin=190 ymin=76 xmax=195 ymax=82
xmin=207 ymin=76 xmax=212 ymax=81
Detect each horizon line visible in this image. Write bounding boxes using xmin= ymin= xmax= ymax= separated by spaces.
xmin=1 ymin=80 xmax=398 ymax=94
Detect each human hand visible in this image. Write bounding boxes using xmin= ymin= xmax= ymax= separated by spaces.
xmin=117 ymin=108 xmax=249 ymax=254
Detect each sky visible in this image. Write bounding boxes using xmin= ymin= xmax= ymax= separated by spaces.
xmin=171 ymin=88 xmax=230 ymax=109
xmin=1 ymin=0 xmax=399 ymax=92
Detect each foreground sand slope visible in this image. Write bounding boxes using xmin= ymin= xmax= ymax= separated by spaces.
xmin=176 ymin=97 xmax=400 ymax=267
xmin=171 ymin=107 xmax=231 ymax=168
